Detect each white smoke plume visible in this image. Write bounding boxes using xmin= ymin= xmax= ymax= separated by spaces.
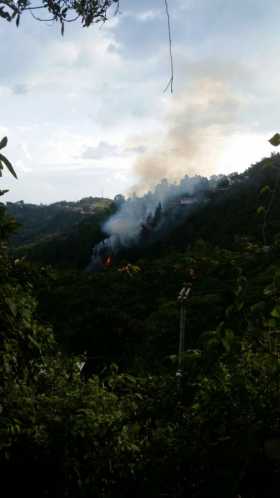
xmin=89 ymin=77 xmax=241 ymax=269
xmin=133 ymin=77 xmax=242 ymax=193
xmin=88 ymin=173 xmax=222 ymax=270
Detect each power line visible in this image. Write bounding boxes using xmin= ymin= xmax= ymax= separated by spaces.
xmin=163 ymin=0 xmax=174 ymax=94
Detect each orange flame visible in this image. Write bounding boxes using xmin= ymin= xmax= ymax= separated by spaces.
xmin=104 ymin=255 xmax=113 ymax=267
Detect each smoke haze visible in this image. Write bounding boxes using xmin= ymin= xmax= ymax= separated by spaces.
xmin=89 ymin=77 xmax=244 ymax=269
xmin=132 ymin=78 xmax=242 ymax=193
xmin=88 ymin=173 xmax=222 ymax=270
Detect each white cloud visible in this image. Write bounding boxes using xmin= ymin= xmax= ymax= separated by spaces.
xmin=136 ymin=9 xmax=163 ymax=22
xmin=82 ymin=142 xmax=119 ymax=160
xmin=1 ymin=0 xmax=280 ymax=203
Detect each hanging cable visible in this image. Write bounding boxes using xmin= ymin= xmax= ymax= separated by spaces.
xmin=163 ymin=0 xmax=174 ymax=94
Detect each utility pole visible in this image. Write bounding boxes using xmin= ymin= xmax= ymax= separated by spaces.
xmin=175 ymin=283 xmax=192 ymax=498
xmin=176 ymin=284 xmax=192 ymax=388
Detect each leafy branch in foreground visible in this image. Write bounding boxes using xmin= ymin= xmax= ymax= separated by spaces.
xmin=257 ymin=134 xmax=280 ymax=245
xmin=0 ymin=0 xmax=119 ymax=33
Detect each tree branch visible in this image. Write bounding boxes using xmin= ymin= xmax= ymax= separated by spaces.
xmin=0 ymin=0 xmax=120 ymax=29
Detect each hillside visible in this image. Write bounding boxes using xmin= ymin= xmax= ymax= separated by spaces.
xmin=167 ymin=154 xmax=280 ymax=249
xmin=6 ymin=196 xmax=114 ymax=268
xmin=2 ymin=155 xmax=280 ymax=498
xmin=10 ymin=153 xmax=280 ymax=364
xmin=4 ymin=1 xmax=280 ymax=495
xmin=8 ymin=154 xmax=280 ymax=270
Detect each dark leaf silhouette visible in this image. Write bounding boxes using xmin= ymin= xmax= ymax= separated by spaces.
xmin=0 ymin=136 xmax=8 ymax=150
xmin=269 ymin=133 xmax=280 ymax=147
xmin=0 ymin=152 xmax=17 ymax=178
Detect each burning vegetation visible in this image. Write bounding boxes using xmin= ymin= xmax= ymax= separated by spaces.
xmin=88 ymin=173 xmax=224 ymax=271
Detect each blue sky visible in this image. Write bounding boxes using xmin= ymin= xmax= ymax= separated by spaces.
xmin=1 ymin=0 xmax=279 ymax=203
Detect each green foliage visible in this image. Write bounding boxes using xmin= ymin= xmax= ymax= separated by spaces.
xmin=7 ymin=197 xmax=114 ymax=268
xmin=260 ymin=184 xmax=271 ymax=196
xmin=3 ymin=152 xmax=280 ymax=496
xmin=0 ymin=0 xmax=119 ymax=33
xmin=257 ymin=205 xmax=266 ymax=216
xmin=167 ymin=154 xmax=280 ymax=248
xmin=269 ymin=133 xmax=280 ymax=147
